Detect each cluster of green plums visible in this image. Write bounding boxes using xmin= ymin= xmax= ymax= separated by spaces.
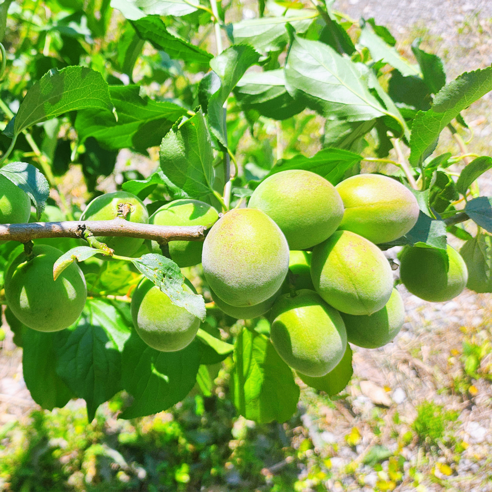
xmin=0 ymin=168 xmax=481 ymax=383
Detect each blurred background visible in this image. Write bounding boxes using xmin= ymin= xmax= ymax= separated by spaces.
xmin=1 ymin=1 xmax=492 ymax=491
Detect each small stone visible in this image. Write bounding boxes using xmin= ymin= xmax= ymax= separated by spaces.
xmin=329 ymin=457 xmax=345 ymax=469
xmin=392 ymin=387 xmax=407 ymax=404
xmin=466 ymin=422 xmax=488 ymax=444
xmin=364 ymin=472 xmax=378 ymax=487
xmin=320 ymin=431 xmax=336 ymax=444
xmin=360 ymin=380 xmax=392 ymax=407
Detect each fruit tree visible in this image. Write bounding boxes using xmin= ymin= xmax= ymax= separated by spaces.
xmin=0 ymin=0 xmax=491 ymax=424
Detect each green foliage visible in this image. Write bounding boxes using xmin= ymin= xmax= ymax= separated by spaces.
xmin=413 ymin=402 xmax=459 ymax=448
xmin=0 ymin=0 xmax=491 ymax=430
xmin=231 ymin=327 xmax=300 ymax=423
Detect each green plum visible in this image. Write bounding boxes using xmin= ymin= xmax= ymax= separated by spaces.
xmin=270 ymin=289 xmax=347 ymax=377
xmin=336 ymin=174 xmax=420 ymax=244
xmin=281 ymin=250 xmax=314 ymax=294
xmin=80 ymin=191 xmax=149 ymax=256
xmin=149 ymin=199 xmax=219 ymax=267
xmin=400 ymin=245 xmax=468 ymax=302
xmin=298 ymin=344 xmax=353 ymax=396
xmin=311 ymin=230 xmax=394 ymax=315
xmin=0 ymin=175 xmax=31 ymax=224
xmin=341 ymin=288 xmax=405 ymax=348
xmin=131 ymin=278 xmax=200 ymax=352
xmin=202 ymin=208 xmax=289 ymax=307
xmin=211 ymin=288 xmax=277 ymax=319
xmin=248 ymin=170 xmax=344 ymax=250
xmin=5 ymin=245 xmax=87 ymax=332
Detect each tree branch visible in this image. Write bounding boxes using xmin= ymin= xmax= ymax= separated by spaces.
xmin=0 ymin=220 xmax=207 ymax=244
xmin=444 ymin=212 xmax=469 ymax=227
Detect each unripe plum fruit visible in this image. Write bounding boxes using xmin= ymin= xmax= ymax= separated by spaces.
xmin=248 ymin=170 xmax=344 ymax=250
xmin=210 ymin=288 xmax=277 ymax=320
xmin=298 ymin=344 xmax=353 ymax=395
xmin=270 ymin=289 xmax=347 ymax=377
xmin=281 ymin=250 xmax=314 ymax=294
xmin=131 ymin=278 xmax=200 ymax=352
xmin=311 ymin=230 xmax=394 ymax=315
xmin=202 ymin=208 xmax=289 ymax=307
xmin=460 ymin=234 xmax=492 ymax=293
xmin=5 ymin=245 xmax=87 ymax=332
xmin=0 ymin=175 xmax=31 ymax=224
xmin=341 ymin=288 xmax=405 ymax=348
xmin=149 ymin=199 xmax=219 ymax=267
xmin=336 ymin=174 xmax=420 ymax=244
xmin=400 ymin=245 xmax=468 ymax=302
xmin=80 ymin=191 xmax=149 ymax=256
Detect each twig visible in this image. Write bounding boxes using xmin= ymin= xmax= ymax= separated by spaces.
xmin=209 ymin=0 xmax=223 ymax=54
xmin=444 ymin=212 xmax=469 ymax=227
xmin=392 ymin=138 xmax=419 ymax=190
xmin=448 ymin=124 xmax=472 ymax=165
xmin=0 ymin=220 xmax=207 ymax=243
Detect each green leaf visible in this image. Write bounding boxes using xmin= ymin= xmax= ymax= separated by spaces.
xmin=318 ymin=16 xmax=355 ymax=55
xmin=366 ymin=69 xmax=409 ymax=138
xmin=388 ymin=71 xmax=431 ymax=111
xmin=411 ymin=38 xmax=446 ymax=94
xmin=460 ymin=233 xmax=492 ymax=293
xmin=409 ymin=66 xmax=492 ymax=165
xmin=0 ymin=162 xmax=50 ymax=218
xmin=363 ymin=445 xmax=393 ymax=467
xmin=75 ymin=85 xmax=188 ymax=151
xmin=121 ymin=331 xmax=202 ymax=419
xmin=122 ymin=169 xmax=189 ymax=201
xmin=379 ymin=211 xmax=447 ymax=250
xmin=85 ymin=261 xmax=141 ymax=297
xmin=456 ymin=156 xmax=492 ymax=196
xmin=207 ymin=45 xmax=260 ymax=146
xmin=429 ymin=170 xmax=459 ymax=214
xmin=197 ymin=328 xmax=233 ymax=364
xmin=265 ymin=147 xmax=362 ymax=184
xmin=447 ymin=224 xmax=473 ymax=242
xmin=322 ymin=119 xmax=376 ymax=152
xmin=114 ymin=23 xmax=145 ymax=78
xmin=80 ymin=137 xmax=118 ymax=192
xmin=196 ymin=365 xmax=214 ymax=396
xmin=234 ymin=69 xmax=305 ymax=120
xmin=359 ymin=20 xmax=419 ymax=77
xmin=55 ymin=299 xmax=131 ymax=421
xmin=405 ymin=212 xmax=447 ymax=250
xmin=231 ymin=12 xmax=315 ymax=53
xmin=4 ymin=306 xmax=24 ymax=348
xmin=465 ymin=197 xmax=492 ymax=233
xmin=111 ymin=0 xmax=198 ymax=19
xmin=132 ymin=16 xmax=212 ymax=65
xmin=365 ymin=18 xmax=396 ymax=46
xmin=4 ymin=67 xmax=113 ymax=138
xmin=53 ymin=246 xmax=103 ymax=281
xmin=159 ymin=109 xmax=215 ymax=199
xmin=285 ymin=33 xmax=388 ymax=123
xmin=231 ymin=328 xmax=300 ymax=423
xmin=23 ymin=329 xmax=74 ymax=410
xmin=132 ymin=254 xmax=206 ymax=320
xmin=298 ymin=345 xmax=353 ymax=396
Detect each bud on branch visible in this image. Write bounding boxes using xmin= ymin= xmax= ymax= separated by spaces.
xmin=0 ymin=219 xmax=207 ymax=243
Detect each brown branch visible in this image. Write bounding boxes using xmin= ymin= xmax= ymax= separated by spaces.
xmin=444 ymin=212 xmax=470 ymax=227
xmin=0 ymin=219 xmax=207 ymax=243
